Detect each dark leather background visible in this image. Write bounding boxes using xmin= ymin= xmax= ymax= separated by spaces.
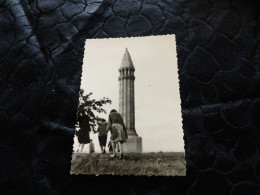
xmin=0 ymin=0 xmax=260 ymax=194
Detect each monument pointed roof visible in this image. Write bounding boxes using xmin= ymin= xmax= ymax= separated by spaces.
xmin=120 ymin=48 xmax=135 ymax=69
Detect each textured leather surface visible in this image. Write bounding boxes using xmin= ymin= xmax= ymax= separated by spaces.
xmin=0 ymin=0 xmax=260 ymax=194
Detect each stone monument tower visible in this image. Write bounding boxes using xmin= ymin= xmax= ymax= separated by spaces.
xmin=118 ymin=48 xmax=142 ymax=153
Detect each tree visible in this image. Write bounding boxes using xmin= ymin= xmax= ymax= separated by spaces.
xmin=77 ymin=89 xmax=112 ymax=131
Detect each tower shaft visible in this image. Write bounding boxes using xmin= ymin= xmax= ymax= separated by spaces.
xmin=119 ymin=69 xmax=137 ymax=136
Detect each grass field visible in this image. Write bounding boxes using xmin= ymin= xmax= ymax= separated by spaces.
xmin=71 ymin=152 xmax=186 ymax=176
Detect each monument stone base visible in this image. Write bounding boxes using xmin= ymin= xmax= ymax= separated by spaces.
xmin=122 ymin=136 xmax=142 ymax=153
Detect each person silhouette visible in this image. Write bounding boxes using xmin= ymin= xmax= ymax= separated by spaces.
xmin=106 ymin=109 xmax=128 ymax=159
xmin=89 ymin=139 xmax=95 ymax=154
xmin=95 ymin=119 xmax=108 ymax=153
xmin=76 ymin=115 xmax=91 ymax=152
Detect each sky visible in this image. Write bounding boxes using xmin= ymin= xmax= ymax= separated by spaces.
xmin=73 ymin=35 xmax=185 ymax=153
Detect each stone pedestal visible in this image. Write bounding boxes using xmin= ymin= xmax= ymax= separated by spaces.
xmin=122 ymin=136 xmax=142 ymax=153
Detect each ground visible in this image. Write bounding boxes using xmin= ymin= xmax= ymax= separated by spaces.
xmin=71 ymin=152 xmax=186 ymax=176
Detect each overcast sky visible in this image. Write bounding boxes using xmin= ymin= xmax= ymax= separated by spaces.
xmin=73 ymin=35 xmax=184 ymax=153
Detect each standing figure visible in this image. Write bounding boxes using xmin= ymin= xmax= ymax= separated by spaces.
xmin=76 ymin=115 xmax=91 ymax=152
xmin=96 ymin=119 xmax=108 ymax=153
xmin=89 ymin=139 xmax=95 ymax=154
xmin=106 ymin=109 xmax=128 ymax=159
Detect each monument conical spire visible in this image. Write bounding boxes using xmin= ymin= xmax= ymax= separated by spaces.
xmin=120 ymin=48 xmax=135 ymax=69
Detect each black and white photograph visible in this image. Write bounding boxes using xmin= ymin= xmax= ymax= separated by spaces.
xmin=71 ymin=35 xmax=185 ymax=176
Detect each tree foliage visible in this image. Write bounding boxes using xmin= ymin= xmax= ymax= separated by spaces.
xmin=77 ymin=89 xmax=112 ymax=131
